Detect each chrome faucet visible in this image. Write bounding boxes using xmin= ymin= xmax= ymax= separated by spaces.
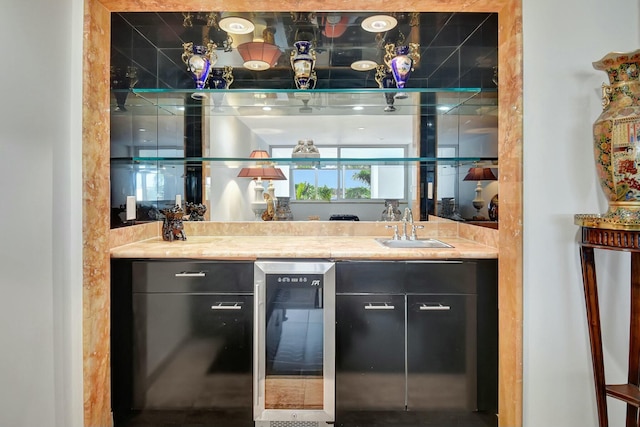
xmin=400 ymin=208 xmax=413 ymax=240
xmin=401 ymin=207 xmax=424 ymax=240
xmin=385 ymin=224 xmax=400 ymax=240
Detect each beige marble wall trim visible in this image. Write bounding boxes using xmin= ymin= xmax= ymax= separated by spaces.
xmin=109 ymin=220 xmax=498 ymax=248
xmin=86 ymin=1 xmax=522 ymax=426
xmin=109 ymin=222 xmax=160 ymax=248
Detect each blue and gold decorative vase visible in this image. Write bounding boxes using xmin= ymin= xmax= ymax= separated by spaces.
xmin=384 ymin=43 xmax=420 ymax=99
xmin=181 ymin=41 xmax=218 ymax=100
xmin=208 ymin=66 xmax=234 ymax=89
xmin=290 ymin=41 xmax=317 ymax=90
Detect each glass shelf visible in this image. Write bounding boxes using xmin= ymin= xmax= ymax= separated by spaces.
xmin=110 ymin=156 xmax=499 ymax=167
xmin=127 ymin=87 xmax=492 ymax=94
xmin=112 ymin=87 xmax=498 ymax=117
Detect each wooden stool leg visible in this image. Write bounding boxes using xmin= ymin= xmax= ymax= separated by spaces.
xmin=626 ymin=252 xmax=640 ymax=427
xmin=581 ymin=245 xmax=608 ymax=427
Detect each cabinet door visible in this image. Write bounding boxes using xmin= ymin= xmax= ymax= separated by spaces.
xmin=335 ymin=294 xmax=406 ymax=410
xmin=132 ymin=293 xmax=253 ymax=410
xmin=406 ymin=294 xmax=477 ymax=411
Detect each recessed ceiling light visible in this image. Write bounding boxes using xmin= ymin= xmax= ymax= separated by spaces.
xmin=361 ymin=15 xmax=398 ymax=33
xmin=262 ymin=106 xmax=272 ymax=111
xmin=218 ymin=16 xmax=255 ymax=35
xmin=350 ymin=60 xmax=378 ymax=71
xmin=437 ymin=106 xmax=451 ymax=111
xmin=352 ymin=106 xmax=364 ymax=111
xmin=243 ymin=60 xmax=271 ymax=71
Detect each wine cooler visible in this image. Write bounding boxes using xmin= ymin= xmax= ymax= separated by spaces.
xmin=254 ymin=260 xmax=336 ymax=427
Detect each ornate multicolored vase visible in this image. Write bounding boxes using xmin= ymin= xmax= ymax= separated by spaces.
xmin=592 ymin=49 xmax=640 ymax=226
xmin=290 ymin=40 xmax=317 ymax=90
xmin=181 ymin=41 xmax=218 ymax=99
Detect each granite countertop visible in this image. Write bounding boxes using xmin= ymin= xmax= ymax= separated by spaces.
xmin=110 ymin=235 xmax=498 ymax=260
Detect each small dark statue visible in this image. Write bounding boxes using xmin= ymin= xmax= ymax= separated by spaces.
xmin=160 ymin=205 xmax=187 ymax=241
xmin=185 ymin=202 xmax=207 ymax=221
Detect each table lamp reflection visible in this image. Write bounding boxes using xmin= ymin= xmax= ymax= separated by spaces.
xmin=237 ymin=150 xmax=286 ymax=220
xmin=463 ymin=167 xmax=497 ymax=220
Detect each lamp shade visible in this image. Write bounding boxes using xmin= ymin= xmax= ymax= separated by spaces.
xmin=248 ymin=149 xmax=270 ymax=161
xmin=237 ymin=42 xmax=282 ymax=70
xmin=258 ymin=167 xmax=287 ymax=180
xmin=463 ymin=167 xmax=497 ymax=181
xmin=237 ymin=166 xmax=286 ymax=180
xmin=237 ymin=150 xmax=286 ymax=180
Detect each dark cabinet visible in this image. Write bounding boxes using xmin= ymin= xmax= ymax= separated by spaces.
xmin=111 ymin=259 xmax=254 ymax=426
xmin=336 ymin=293 xmax=406 ymax=410
xmin=406 ymin=294 xmax=477 ymax=411
xmin=335 ymin=260 xmax=497 ymax=418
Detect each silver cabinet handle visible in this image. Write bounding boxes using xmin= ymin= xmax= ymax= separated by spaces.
xmin=419 ymin=303 xmax=451 ymax=311
xmin=175 ymin=271 xmax=206 ymax=277
xmin=364 ymin=303 xmax=395 ymax=310
xmin=211 ymin=302 xmax=242 ymax=310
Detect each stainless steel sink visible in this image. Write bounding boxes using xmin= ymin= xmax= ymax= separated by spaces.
xmin=374 ymin=238 xmax=453 ymax=249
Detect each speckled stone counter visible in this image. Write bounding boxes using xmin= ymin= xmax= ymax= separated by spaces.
xmin=110 ymin=221 xmax=498 ymax=260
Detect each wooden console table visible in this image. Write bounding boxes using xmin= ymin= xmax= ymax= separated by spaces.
xmin=578 ymin=225 xmax=640 ymax=427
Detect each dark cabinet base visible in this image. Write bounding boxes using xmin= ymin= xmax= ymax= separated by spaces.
xmin=115 ymin=409 xmax=496 ymax=427
xmin=335 ymin=410 xmax=497 ymax=427
xmin=114 ymin=409 xmax=253 ymax=427
xmin=112 ymin=258 xmax=497 ymax=427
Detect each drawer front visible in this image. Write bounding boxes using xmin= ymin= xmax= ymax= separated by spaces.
xmin=336 ymin=261 xmax=405 ymax=293
xmin=132 ymin=260 xmax=253 ymax=293
xmin=405 ymin=260 xmax=476 ymax=294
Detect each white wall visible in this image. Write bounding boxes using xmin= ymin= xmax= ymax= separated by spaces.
xmin=1 ymin=1 xmax=638 ymax=426
xmin=0 ymin=0 xmax=84 ymax=426
xmin=523 ymin=1 xmax=640 ymax=426
xmin=208 ymin=115 xmax=268 ymax=220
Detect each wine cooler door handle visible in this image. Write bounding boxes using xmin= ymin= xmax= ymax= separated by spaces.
xmin=175 ymin=271 xmax=206 ymax=277
xmin=364 ymin=303 xmax=395 ymax=310
xmin=419 ymin=303 xmax=451 ymax=311
xmin=210 ymin=302 xmax=243 ymax=310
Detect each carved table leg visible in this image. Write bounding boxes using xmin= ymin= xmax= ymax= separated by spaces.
xmin=626 ymin=252 xmax=640 ymax=427
xmin=580 ymin=245 xmax=608 ymax=427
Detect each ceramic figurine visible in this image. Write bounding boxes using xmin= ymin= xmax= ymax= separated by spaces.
xmin=185 ymin=202 xmax=207 ymax=221
xmin=160 ymin=205 xmax=187 ymax=241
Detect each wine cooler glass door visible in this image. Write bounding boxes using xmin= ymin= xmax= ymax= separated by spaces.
xmin=254 ymin=261 xmax=335 ymax=426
